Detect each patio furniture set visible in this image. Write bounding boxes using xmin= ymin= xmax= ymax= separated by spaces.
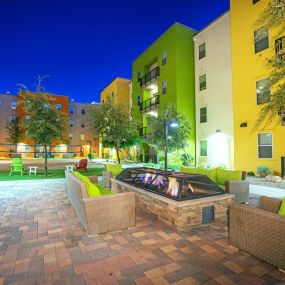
xmin=65 ymin=163 xmax=285 ymax=272
xmin=9 ymin=157 xmax=88 ymax=176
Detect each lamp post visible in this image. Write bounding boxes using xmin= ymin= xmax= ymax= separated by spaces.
xmin=164 ymin=121 xmax=179 ymax=170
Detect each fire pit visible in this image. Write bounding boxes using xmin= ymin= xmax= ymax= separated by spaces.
xmin=112 ymin=168 xmax=234 ymax=230
xmin=116 ymin=168 xmax=225 ymax=201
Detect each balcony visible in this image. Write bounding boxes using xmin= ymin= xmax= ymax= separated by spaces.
xmin=139 ymin=94 xmax=159 ymax=113
xmin=139 ymin=127 xmax=150 ymax=137
xmin=140 ymin=66 xmax=160 ymax=88
xmin=275 ymin=36 xmax=285 ymax=57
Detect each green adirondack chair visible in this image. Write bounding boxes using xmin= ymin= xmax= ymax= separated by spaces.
xmin=9 ymin=158 xmax=23 ymax=176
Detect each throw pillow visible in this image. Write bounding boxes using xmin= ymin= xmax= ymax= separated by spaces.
xmin=87 ymin=183 xmax=101 ymax=197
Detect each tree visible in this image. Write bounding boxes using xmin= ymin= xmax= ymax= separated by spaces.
xmin=255 ymin=0 xmax=285 ymax=129
xmin=88 ymin=100 xmax=141 ymax=163
xmin=144 ymin=104 xmax=191 ymax=153
xmin=5 ymin=117 xmax=24 ymax=147
xmin=21 ymin=91 xmax=67 ymax=176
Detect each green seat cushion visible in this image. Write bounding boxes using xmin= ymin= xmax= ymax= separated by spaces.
xmin=180 ymin=166 xmax=200 ymax=174
xmin=197 ymin=168 xmax=217 ymax=183
xmin=87 ymin=183 xmax=102 ymax=197
xmin=96 ymin=183 xmax=112 ymax=195
xmin=216 ymin=168 xmax=228 ymax=186
xmin=216 ymin=168 xmax=242 ymax=186
xmin=278 ymin=198 xmax=285 ymax=216
xmin=106 ymin=164 xmax=122 ymax=177
xmin=73 ymin=171 xmax=90 ymax=184
xmin=225 ymin=169 xmax=242 ymax=181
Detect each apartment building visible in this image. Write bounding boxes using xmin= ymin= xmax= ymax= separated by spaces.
xmin=0 ymin=94 xmax=18 ymax=157
xmin=230 ymin=0 xmax=285 ymax=175
xmin=0 ymin=92 xmax=99 ymax=158
xmin=132 ymin=22 xmax=196 ymax=162
xmin=68 ymin=101 xmax=99 ymax=157
xmin=100 ymin=77 xmax=131 ymax=159
xmin=194 ymin=12 xmax=234 ymax=168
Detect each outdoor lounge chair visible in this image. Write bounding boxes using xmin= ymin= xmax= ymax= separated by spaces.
xmin=75 ymin=159 xmax=88 ymax=171
xmin=9 ymin=157 xmax=23 ymax=176
xmin=103 ymin=163 xmax=123 ymax=188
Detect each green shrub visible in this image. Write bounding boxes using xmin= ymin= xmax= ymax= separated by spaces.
xmin=247 ymin=171 xmax=255 ymax=176
xmin=256 ymin=166 xmax=272 ymax=178
xmin=180 ymin=153 xmax=194 ymax=166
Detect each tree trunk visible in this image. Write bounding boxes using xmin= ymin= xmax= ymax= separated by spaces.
xmin=44 ymin=144 xmax=48 ymax=177
xmin=115 ymin=147 xmax=121 ymax=164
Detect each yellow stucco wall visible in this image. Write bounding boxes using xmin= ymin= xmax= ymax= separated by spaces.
xmin=99 ymin=77 xmax=131 ymax=159
xmin=230 ymin=0 xmax=285 ymax=175
xmin=100 ymin=77 xmax=130 ymax=108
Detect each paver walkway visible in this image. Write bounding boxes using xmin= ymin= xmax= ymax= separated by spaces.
xmin=0 ymin=179 xmax=284 ymax=285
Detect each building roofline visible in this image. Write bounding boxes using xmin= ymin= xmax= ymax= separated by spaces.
xmin=193 ymin=10 xmax=230 ymax=39
xmin=101 ymin=77 xmax=131 ymax=93
xmin=133 ymin=22 xmax=196 ymax=63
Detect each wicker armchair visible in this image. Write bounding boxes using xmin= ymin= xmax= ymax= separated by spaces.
xmin=229 ymin=197 xmax=285 ymax=270
xmin=65 ymin=171 xmax=135 ymax=234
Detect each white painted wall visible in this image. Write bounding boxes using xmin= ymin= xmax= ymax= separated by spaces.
xmin=194 ymin=12 xmax=234 ymax=168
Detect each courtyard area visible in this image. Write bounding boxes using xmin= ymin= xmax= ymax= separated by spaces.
xmin=0 ymin=179 xmax=284 ymax=285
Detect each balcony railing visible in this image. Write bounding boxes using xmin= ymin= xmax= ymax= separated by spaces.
xmin=275 ymin=36 xmax=285 ymax=57
xmin=139 ymin=127 xmax=150 ymax=137
xmin=139 ymin=94 xmax=159 ymax=113
xmin=140 ymin=66 xmax=160 ymax=87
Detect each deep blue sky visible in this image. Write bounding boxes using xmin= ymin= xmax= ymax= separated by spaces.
xmin=0 ymin=0 xmax=229 ymax=103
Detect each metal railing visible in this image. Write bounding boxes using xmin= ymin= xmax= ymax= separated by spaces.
xmin=139 ymin=66 xmax=160 ymax=87
xmin=139 ymin=94 xmax=159 ymax=113
xmin=275 ymin=36 xmax=285 ymax=57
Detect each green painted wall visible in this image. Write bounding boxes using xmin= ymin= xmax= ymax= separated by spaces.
xmin=132 ymin=22 xmax=196 ymax=161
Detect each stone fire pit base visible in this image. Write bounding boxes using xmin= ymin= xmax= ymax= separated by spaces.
xmin=111 ymin=179 xmax=234 ymax=231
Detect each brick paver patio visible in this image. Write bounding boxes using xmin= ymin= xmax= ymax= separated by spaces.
xmin=0 ymin=180 xmax=284 ymax=285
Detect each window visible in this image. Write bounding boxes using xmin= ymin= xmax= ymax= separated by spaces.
xmin=282 ymin=117 xmax=285 ymax=126
xmin=25 ymin=146 xmax=31 ymax=153
xmin=111 ymin=92 xmax=115 ymax=99
xmin=199 ymin=74 xmax=207 ymax=91
xmin=80 ymin=134 xmax=85 ymax=141
xmin=11 ymin=101 xmax=17 ymax=109
xmin=199 ymin=43 xmax=206 ymax=59
xmin=254 ymin=27 xmax=269 ymax=53
xmin=258 ymin=133 xmax=272 ymax=158
xmin=81 ymin=109 xmax=85 ymax=115
xmin=253 ymin=0 xmax=260 ymax=4
xmin=137 ymin=95 xmax=141 ymax=106
xmin=162 ymin=52 xmax=167 ymax=65
xmin=55 ymin=146 xmax=61 ymax=153
xmin=9 ymin=115 xmax=16 ymax=122
xmin=81 ymin=122 xmax=85 ymax=128
xmin=56 ymin=104 xmax=62 ymax=111
xmin=200 ymin=107 xmax=207 ymax=123
xmin=0 ymin=99 xmax=2 ymax=105
xmin=69 ymin=133 xmax=73 ymax=139
xmin=26 ymin=115 xmax=31 ymax=122
xmin=256 ymin=78 xmax=270 ymax=105
xmin=69 ymin=106 xmax=74 ymax=114
xmin=200 ymin=140 xmax=207 ymax=156
xmin=162 ymin=80 xmax=167 ymax=95
xmin=137 ymin=71 xmax=141 ymax=82
xmin=69 ymin=120 xmax=74 ymax=127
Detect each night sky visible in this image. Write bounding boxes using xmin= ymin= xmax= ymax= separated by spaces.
xmin=0 ymin=0 xmax=229 ymax=103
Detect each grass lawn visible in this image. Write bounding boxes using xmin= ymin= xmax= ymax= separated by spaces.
xmin=0 ymin=168 xmax=103 ymax=181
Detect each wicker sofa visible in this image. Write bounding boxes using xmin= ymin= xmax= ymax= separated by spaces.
xmin=229 ymin=196 xmax=285 ymax=270
xmin=181 ymin=166 xmax=249 ymax=203
xmin=65 ymin=171 xmax=135 ymax=235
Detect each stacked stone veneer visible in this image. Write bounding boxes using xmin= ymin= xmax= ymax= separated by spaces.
xmin=111 ymin=179 xmax=234 ymax=231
